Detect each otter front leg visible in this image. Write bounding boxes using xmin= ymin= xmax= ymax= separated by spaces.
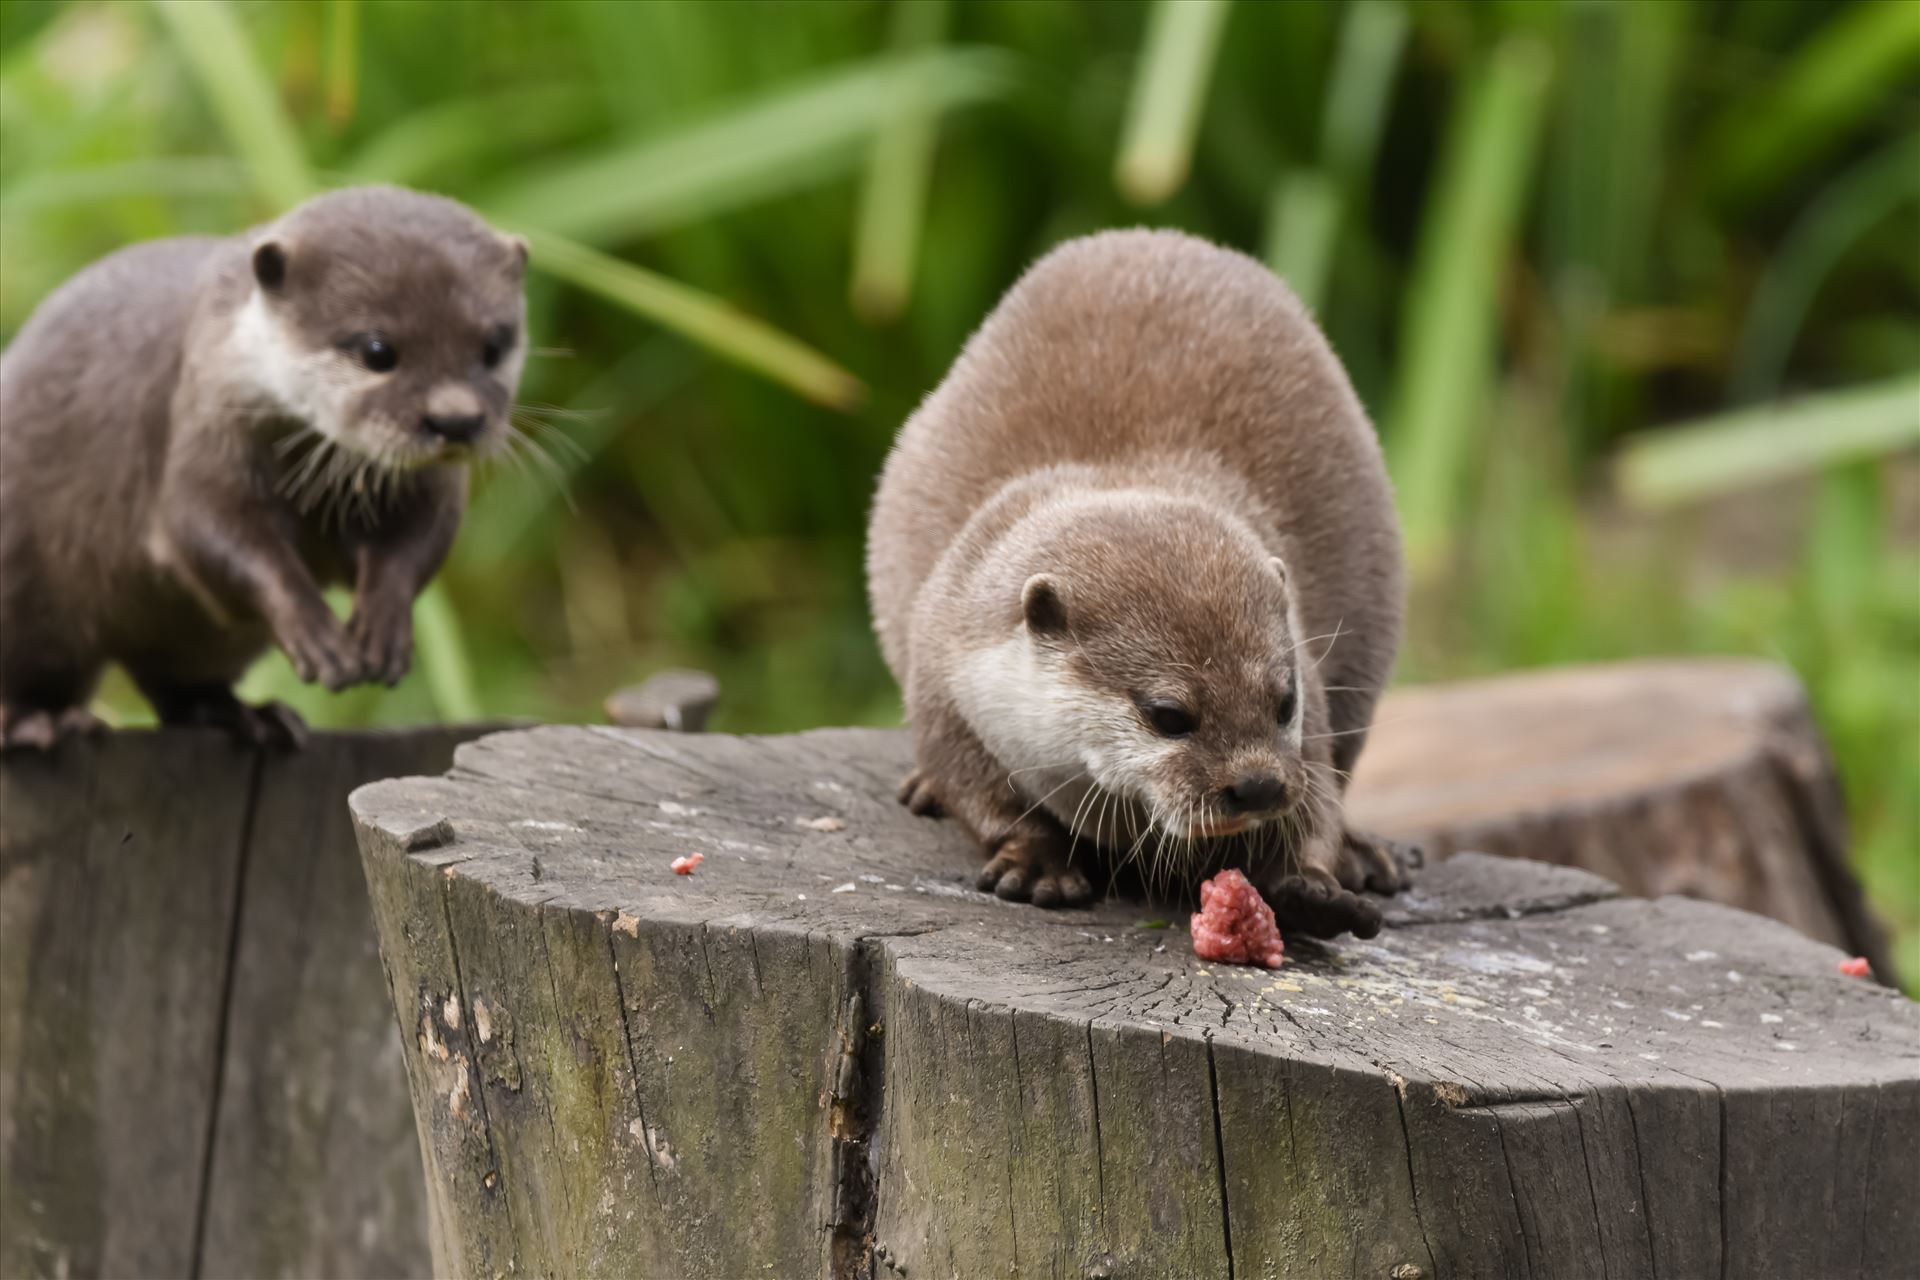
xmin=156 ymin=494 xmax=358 ymax=690
xmin=345 ymin=469 xmax=464 ymax=686
xmin=900 ymin=705 xmax=1094 ymax=908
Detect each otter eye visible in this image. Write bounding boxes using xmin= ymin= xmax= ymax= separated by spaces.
xmin=482 ymin=324 xmax=516 ymax=370
xmin=348 ymin=333 xmax=398 ymax=373
xmin=1276 ymin=683 xmax=1297 ymax=727
xmin=1142 ymin=701 xmax=1196 ymax=738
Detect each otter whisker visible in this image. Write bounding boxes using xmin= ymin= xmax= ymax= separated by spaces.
xmin=502 ymin=423 xmax=578 ymax=513
xmin=515 ymin=413 xmax=590 ymax=464
xmin=1010 ymin=775 xmax=1077 ymax=831
xmin=1003 ymin=760 xmax=1080 ymax=793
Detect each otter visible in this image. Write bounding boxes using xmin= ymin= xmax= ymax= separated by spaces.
xmin=0 ymin=185 xmax=528 ymax=748
xmin=867 ymin=229 xmax=1410 ymax=938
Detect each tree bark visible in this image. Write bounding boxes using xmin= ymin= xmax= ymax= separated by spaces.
xmin=352 ymin=717 xmax=1919 ymax=1280
xmin=1349 ymin=658 xmax=1893 ymax=977
xmin=0 ymin=727 xmax=488 ymax=1280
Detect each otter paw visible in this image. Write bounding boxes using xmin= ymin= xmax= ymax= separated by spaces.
xmin=157 ymin=689 xmax=308 ymax=750
xmin=347 ymin=608 xmax=413 ymax=687
xmin=1338 ymin=828 xmax=1423 ymax=895
xmin=0 ymin=706 xmax=103 ymax=752
xmin=235 ymin=700 xmax=309 ymax=750
xmin=280 ymin=615 xmax=360 ymax=692
xmin=1265 ymin=872 xmax=1384 ymax=940
xmin=897 ymin=769 xmax=946 ymax=818
xmin=977 ymin=840 xmax=1094 ymax=908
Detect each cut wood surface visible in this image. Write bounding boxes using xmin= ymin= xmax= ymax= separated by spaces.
xmin=0 ymin=727 xmax=490 ymax=1280
xmin=1351 ymin=658 xmax=1893 ymax=978
xmin=353 ymin=720 xmax=1920 ymax=1280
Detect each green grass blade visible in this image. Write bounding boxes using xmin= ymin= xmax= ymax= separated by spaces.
xmin=519 ymin=228 xmax=864 ymax=409
xmin=1615 ymin=373 xmax=1920 ymax=509
xmin=1548 ymin=1 xmax=1682 ymax=453
xmin=1730 ymin=133 xmax=1920 ymax=403
xmin=850 ymin=0 xmax=950 ymax=323
xmin=1384 ymin=36 xmax=1553 ymax=575
xmin=1261 ymin=168 xmax=1339 ymax=313
xmin=1705 ymin=0 xmax=1920 ymax=207
xmin=1807 ymin=461 xmax=1883 ymax=643
xmin=0 ymin=158 xmax=249 ymax=215
xmin=412 ymin=582 xmax=481 ymax=721
xmin=479 ymin=47 xmax=1014 ymax=244
xmin=153 ymin=0 xmax=313 ymax=210
xmin=343 ymin=86 xmax=601 ymax=187
xmin=1320 ymin=0 xmax=1408 ymax=192
xmin=324 ymin=0 xmax=358 ymax=129
xmin=1114 ymin=0 xmax=1232 ymax=205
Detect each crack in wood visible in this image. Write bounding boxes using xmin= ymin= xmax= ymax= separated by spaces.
xmin=599 ymin=931 xmax=660 ymax=1200
xmin=437 ymin=880 xmax=520 ymax=1270
xmin=187 ymin=749 xmax=265 ymax=1280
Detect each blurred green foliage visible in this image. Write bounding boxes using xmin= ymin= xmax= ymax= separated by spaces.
xmin=0 ymin=0 xmax=1915 ymax=979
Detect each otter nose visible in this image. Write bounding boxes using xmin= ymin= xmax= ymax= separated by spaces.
xmin=421 ymin=413 xmax=485 ymax=444
xmin=1222 ymin=772 xmax=1287 ymax=814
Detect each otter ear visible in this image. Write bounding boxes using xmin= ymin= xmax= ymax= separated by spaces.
xmin=1269 ymin=556 xmax=1290 ymax=591
xmin=502 ymin=234 xmax=529 ymax=278
xmin=1021 ymin=574 xmax=1068 ymax=635
xmin=252 ymin=240 xmax=288 ymax=293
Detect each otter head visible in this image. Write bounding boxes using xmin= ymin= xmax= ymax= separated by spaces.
xmin=237 ymin=185 xmax=528 ymax=468
xmin=990 ymin=493 xmax=1318 ymax=848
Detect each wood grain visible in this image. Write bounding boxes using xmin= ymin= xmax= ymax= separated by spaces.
xmin=1351 ymin=658 xmax=1892 ymax=977
xmin=353 ymin=720 xmax=1919 ymax=1280
xmin=0 ymin=727 xmax=488 ymax=1280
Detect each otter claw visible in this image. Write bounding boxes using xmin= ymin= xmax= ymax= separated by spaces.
xmin=977 ymin=848 xmax=1093 ymax=909
xmin=1338 ymin=828 xmax=1421 ymax=895
xmin=897 ymin=769 xmax=946 ymax=818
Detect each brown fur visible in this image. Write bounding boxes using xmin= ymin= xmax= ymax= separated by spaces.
xmin=0 ymin=186 xmax=526 ymax=747
xmin=867 ymin=229 xmax=1410 ymax=935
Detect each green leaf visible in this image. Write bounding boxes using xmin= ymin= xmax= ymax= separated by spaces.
xmin=1320 ymin=0 xmax=1408 ymax=194
xmin=1705 ymin=0 xmax=1920 ymax=207
xmin=1384 ymin=36 xmax=1553 ymax=576
xmin=1730 ymin=134 xmax=1920 ymax=403
xmin=1114 ymin=0 xmax=1233 ymax=205
xmin=343 ymin=85 xmax=601 ymax=187
xmin=517 ymin=228 xmax=864 ymax=410
xmin=850 ymin=0 xmax=950 ymax=323
xmin=1615 ymin=373 xmax=1920 ymax=509
xmin=1261 ymin=168 xmax=1339 ymax=313
xmin=323 ymin=0 xmax=358 ymax=129
xmin=153 ymin=0 xmax=314 ymax=211
xmin=412 ymin=582 xmax=481 ymax=721
xmin=0 ymin=157 xmax=249 ymax=215
xmin=478 ymin=47 xmax=1015 ymax=245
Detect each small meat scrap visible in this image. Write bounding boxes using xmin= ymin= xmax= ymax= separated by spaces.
xmin=670 ymin=853 xmax=704 ymax=876
xmin=1190 ymin=868 xmax=1284 ymax=969
xmin=800 ymin=816 xmax=846 ymax=833
xmin=1839 ymin=956 xmax=1871 ymax=978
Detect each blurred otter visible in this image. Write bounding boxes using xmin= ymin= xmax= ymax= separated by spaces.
xmin=0 ymin=186 xmax=528 ymax=748
xmin=866 ymin=229 xmax=1411 ymax=937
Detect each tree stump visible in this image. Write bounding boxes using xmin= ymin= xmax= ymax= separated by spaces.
xmin=1349 ymin=659 xmax=1893 ymax=977
xmin=352 ymin=722 xmax=1919 ymax=1280
xmin=0 ymin=727 xmax=489 ymax=1280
